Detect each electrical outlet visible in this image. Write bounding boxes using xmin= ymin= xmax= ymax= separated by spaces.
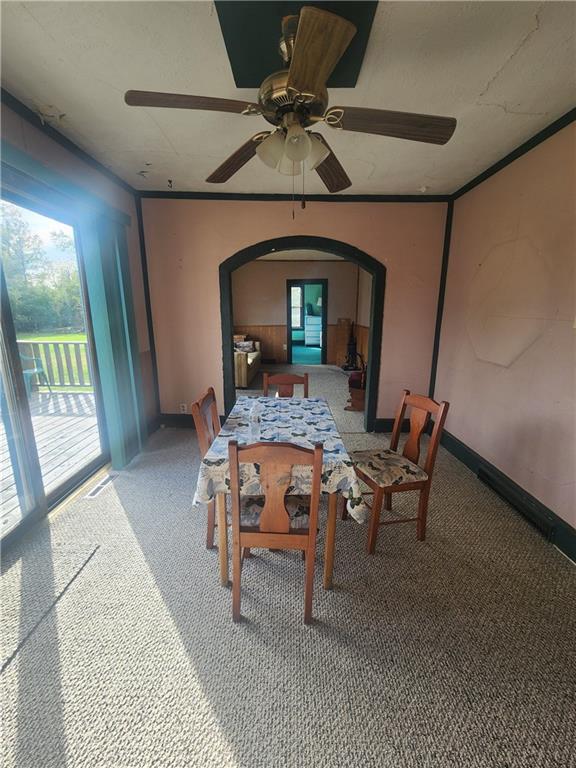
xmin=283 ymin=344 xmax=287 ymax=350
xmin=179 ymin=403 xmax=187 ymax=414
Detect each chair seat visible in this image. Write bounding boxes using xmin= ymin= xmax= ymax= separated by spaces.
xmin=236 ymin=495 xmax=310 ymax=529
xmin=351 ymin=448 xmax=428 ymax=488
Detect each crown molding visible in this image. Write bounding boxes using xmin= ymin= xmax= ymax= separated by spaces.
xmin=452 ymin=107 xmax=576 ymax=199
xmin=137 ymin=191 xmax=450 ymax=202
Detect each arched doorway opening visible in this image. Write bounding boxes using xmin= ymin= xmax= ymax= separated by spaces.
xmin=219 ymin=236 xmax=385 ymax=431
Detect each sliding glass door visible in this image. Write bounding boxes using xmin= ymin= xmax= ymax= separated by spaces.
xmin=1 ymin=199 xmax=107 ymax=537
xmin=0 ymin=326 xmax=42 ymax=536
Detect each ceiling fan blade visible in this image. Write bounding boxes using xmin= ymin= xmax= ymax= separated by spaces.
xmin=311 ymin=134 xmax=351 ymax=193
xmin=287 ymin=7 xmax=356 ymax=100
xmin=125 ymin=90 xmax=261 ymax=116
xmin=325 ymin=106 xmax=457 ymax=145
xmin=206 ymin=133 xmax=270 ymax=183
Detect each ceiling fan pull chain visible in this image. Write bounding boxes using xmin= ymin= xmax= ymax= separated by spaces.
xmin=301 ymin=160 xmax=306 ymax=209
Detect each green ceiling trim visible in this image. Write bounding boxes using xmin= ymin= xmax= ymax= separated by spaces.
xmin=1 ymin=140 xmax=130 ymax=227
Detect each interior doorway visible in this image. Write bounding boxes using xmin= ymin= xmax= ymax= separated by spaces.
xmin=221 ymin=235 xmax=385 ymax=432
xmin=286 ymin=279 xmax=327 ymax=365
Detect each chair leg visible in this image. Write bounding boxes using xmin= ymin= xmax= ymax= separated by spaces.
xmin=216 ymin=494 xmax=229 ymax=587
xmin=304 ymin=545 xmax=316 ymax=624
xmin=384 ymin=493 xmax=392 ymax=511
xmin=40 ymin=373 xmax=52 ymax=394
xmin=323 ymin=494 xmax=338 ymax=590
xmin=232 ymin=536 xmax=242 ymax=623
xmin=340 ymin=494 xmax=349 ymax=521
xmin=416 ymin=486 xmax=431 ymax=541
xmin=367 ymin=487 xmax=384 ymax=554
xmin=206 ymin=500 xmax=216 ymax=549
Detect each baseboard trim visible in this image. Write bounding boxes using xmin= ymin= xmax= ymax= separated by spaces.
xmin=147 ymin=416 xmax=161 ymax=435
xmin=160 ymin=413 xmax=194 ymax=428
xmin=441 ymin=430 xmax=575 ymax=563
xmin=158 ymin=413 xmax=227 ymax=428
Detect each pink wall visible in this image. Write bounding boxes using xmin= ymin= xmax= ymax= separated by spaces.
xmin=356 ymin=267 xmax=373 ymax=327
xmin=141 ymin=199 xmax=447 ymax=418
xmin=233 ymin=260 xmax=358 ymax=325
xmin=2 ymin=106 xmax=157 ymax=422
xmin=436 ymin=123 xmax=576 ymax=526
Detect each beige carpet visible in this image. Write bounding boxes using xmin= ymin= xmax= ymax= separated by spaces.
xmin=1 ymin=389 xmax=575 ymax=767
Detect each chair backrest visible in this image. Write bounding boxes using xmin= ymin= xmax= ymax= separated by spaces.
xmin=19 ymin=352 xmax=41 ymax=370
xmin=389 ymin=389 xmax=449 ymax=477
xmin=191 ymin=387 xmax=220 ymax=457
xmin=263 ymin=372 xmax=309 ymax=398
xmin=229 ymin=440 xmax=322 ymax=534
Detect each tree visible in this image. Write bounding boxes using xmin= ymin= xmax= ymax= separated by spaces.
xmin=50 ymin=230 xmax=83 ymax=329
xmin=1 ymin=201 xmax=48 ymax=284
xmin=1 ymin=202 xmax=84 ymax=333
xmin=50 ymin=229 xmax=75 ymax=254
xmin=9 ymin=283 xmax=56 ymax=332
xmin=52 ymin=268 xmax=84 ymax=329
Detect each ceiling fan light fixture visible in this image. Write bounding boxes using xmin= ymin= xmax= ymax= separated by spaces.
xmin=277 ymin=154 xmax=302 ymax=176
xmin=307 ymin=134 xmax=330 ymax=170
xmin=284 ymin=122 xmax=311 ymax=161
xmin=255 ymin=130 xmax=285 ymax=168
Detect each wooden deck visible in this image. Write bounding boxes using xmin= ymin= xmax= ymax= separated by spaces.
xmin=1 ymin=392 xmax=103 ymax=537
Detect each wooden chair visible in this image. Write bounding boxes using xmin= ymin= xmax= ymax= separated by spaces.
xmin=345 ymin=390 xmax=449 ymax=553
xmin=263 ymin=372 xmax=309 ymax=398
xmin=191 ymin=387 xmax=221 ymax=550
xmin=228 ymin=440 xmax=323 ymax=624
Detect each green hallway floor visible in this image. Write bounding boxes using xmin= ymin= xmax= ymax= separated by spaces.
xmin=291 ymin=345 xmax=321 ymax=364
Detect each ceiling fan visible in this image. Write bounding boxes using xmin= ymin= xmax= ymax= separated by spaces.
xmin=124 ymin=6 xmax=456 ymax=193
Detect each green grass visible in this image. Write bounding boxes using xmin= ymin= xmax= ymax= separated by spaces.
xmin=18 ymin=331 xmax=87 ymax=342
xmin=17 ymin=330 xmax=93 ymax=393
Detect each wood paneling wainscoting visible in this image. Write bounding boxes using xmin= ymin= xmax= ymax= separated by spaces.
xmin=234 ymin=325 xmax=341 ymax=364
xmin=356 ymin=324 xmax=370 ymax=366
xmin=234 ymin=325 xmax=287 ymax=362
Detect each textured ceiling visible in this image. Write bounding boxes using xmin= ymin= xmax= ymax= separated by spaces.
xmin=1 ymin=1 xmax=575 ymax=195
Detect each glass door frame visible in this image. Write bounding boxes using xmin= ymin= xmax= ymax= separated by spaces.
xmin=1 ymin=190 xmax=110 ymax=541
xmin=1 ymin=264 xmax=47 ymax=535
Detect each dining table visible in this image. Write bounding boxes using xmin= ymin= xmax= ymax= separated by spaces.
xmin=193 ymin=395 xmax=367 ymax=589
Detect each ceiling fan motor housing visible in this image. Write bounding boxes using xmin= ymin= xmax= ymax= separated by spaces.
xmin=258 ymin=69 xmax=328 ymax=128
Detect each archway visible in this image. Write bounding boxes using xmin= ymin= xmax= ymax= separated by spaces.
xmin=219 ymin=235 xmax=385 ymax=431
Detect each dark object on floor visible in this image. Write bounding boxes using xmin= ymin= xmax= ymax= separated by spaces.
xmin=341 ymin=323 xmax=363 ymax=371
xmin=345 ymin=358 xmax=366 ymax=412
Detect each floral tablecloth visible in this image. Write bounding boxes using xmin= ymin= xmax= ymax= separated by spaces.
xmin=193 ymin=396 xmax=368 ymax=523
